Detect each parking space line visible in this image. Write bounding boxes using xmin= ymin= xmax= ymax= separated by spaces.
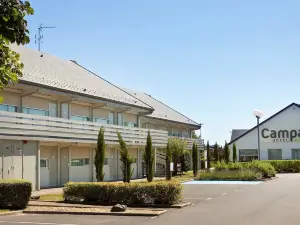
xmin=0 ymin=221 xmax=78 ymax=225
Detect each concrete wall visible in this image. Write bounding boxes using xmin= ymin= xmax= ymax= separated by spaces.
xmin=0 ymin=140 xmax=37 ymax=190
xmin=229 ymin=105 xmax=300 ymax=160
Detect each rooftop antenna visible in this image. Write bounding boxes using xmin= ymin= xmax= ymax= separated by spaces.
xmin=35 ymin=24 xmax=56 ymax=52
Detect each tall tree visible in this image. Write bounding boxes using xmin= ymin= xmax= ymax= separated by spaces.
xmin=94 ymin=127 xmax=105 ymax=181
xmin=224 ymin=141 xmax=230 ymax=163
xmin=0 ymin=0 xmax=34 ymax=101
xmin=206 ymin=141 xmax=211 ymax=169
xmin=117 ymin=131 xmax=135 ymax=183
xmin=218 ymin=146 xmax=223 ymax=162
xmin=165 ymin=139 xmax=172 ymax=180
xmin=214 ymin=142 xmax=219 ymax=162
xmin=233 ymin=143 xmax=237 ymax=163
xmin=180 ymin=152 xmax=190 ymax=173
xmin=192 ymin=142 xmax=198 ymax=177
xmin=143 ymin=131 xmax=154 ymax=182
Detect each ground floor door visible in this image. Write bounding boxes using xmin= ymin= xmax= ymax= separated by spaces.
xmin=69 ymin=147 xmax=91 ymax=182
xmin=40 ymin=158 xmax=50 ymax=188
xmin=60 ymin=147 xmax=69 ymax=185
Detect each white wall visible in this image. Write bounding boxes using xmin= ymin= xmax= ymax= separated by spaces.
xmin=229 ymin=105 xmax=300 ymax=160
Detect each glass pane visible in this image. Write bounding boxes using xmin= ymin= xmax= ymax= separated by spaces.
xmin=94 ymin=117 xmax=108 ymax=124
xmin=49 ymin=101 xmax=58 ymax=117
xmin=117 ymin=113 xmax=123 ymax=126
xmin=109 ymin=113 xmax=114 ymax=124
xmin=40 ymin=159 xmax=47 ymax=167
xmin=61 ymin=103 xmax=69 ymax=119
xmin=0 ymin=104 xmax=9 ymax=111
xmin=268 ymin=149 xmax=282 ymax=160
xmin=71 ymin=115 xmax=89 ymax=121
xmin=9 ymin=106 xmax=18 ymax=112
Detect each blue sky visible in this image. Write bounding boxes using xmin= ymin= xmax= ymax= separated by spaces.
xmin=26 ymin=0 xmax=300 ymax=145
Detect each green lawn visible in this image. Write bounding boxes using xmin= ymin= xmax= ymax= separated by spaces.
xmin=39 ymin=193 xmax=64 ymax=201
xmin=0 ymin=209 xmax=10 ymax=213
xmin=171 ymin=170 xmax=195 ymax=182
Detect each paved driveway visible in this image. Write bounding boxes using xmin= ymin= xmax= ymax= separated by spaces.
xmin=2 ymin=174 xmax=300 ymax=225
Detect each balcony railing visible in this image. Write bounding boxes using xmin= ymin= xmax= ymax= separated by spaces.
xmin=0 ymin=111 xmax=168 ymax=147
xmin=169 ymin=136 xmax=205 ymax=150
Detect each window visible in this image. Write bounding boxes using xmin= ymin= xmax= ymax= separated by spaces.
xmin=239 ymin=149 xmax=258 ymax=162
xmin=0 ymin=104 xmax=18 ymax=112
xmin=104 ymin=158 xmax=108 ymax=165
xmin=61 ymin=103 xmax=69 ymax=119
xmin=23 ymin=107 xmax=49 ymax=116
xmin=292 ymin=149 xmax=300 ymax=159
xmin=117 ymin=113 xmax=123 ymax=126
xmin=49 ymin=101 xmax=58 ymax=117
xmin=94 ymin=117 xmax=109 ymax=124
xmin=109 ymin=112 xmax=114 ymax=124
xmin=71 ymin=158 xmax=90 ymax=166
xmin=71 ymin=115 xmax=90 ymax=121
xmin=268 ymin=149 xmax=282 ymax=160
xmin=40 ymin=159 xmax=48 ymax=168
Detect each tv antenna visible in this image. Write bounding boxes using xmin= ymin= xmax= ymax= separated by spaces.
xmin=35 ymin=24 xmax=56 ymax=52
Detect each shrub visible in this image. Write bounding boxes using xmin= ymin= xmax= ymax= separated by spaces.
xmin=63 ymin=181 xmax=182 ymax=205
xmin=214 ymin=161 xmax=276 ymax=178
xmin=143 ymin=131 xmax=154 ymax=182
xmin=197 ymin=170 xmax=262 ymax=181
xmin=267 ymin=160 xmax=300 ymax=173
xmin=244 ymin=161 xmax=276 ymax=178
xmin=94 ymin=126 xmax=105 ymax=181
xmin=0 ymin=179 xmax=32 ymax=209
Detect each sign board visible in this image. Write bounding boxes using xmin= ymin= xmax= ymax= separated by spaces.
xmin=261 ymin=128 xmax=300 ymax=143
xmin=170 ymin=163 xmax=174 ymax=171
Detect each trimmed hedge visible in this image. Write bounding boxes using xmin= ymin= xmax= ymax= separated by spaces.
xmin=214 ymin=161 xmax=276 ymax=178
xmin=0 ymin=179 xmax=32 ymax=209
xmin=267 ymin=160 xmax=300 ymax=173
xmin=63 ymin=181 xmax=182 ymax=205
xmin=197 ymin=170 xmax=262 ymax=181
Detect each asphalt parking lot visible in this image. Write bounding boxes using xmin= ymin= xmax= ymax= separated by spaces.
xmin=1 ymin=174 xmax=300 ymax=225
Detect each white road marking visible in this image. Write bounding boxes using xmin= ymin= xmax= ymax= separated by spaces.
xmin=0 ymin=221 xmax=78 ymax=225
xmin=150 ymin=216 xmax=157 ymax=219
xmin=222 ymin=193 xmax=227 ymax=195
xmin=206 ymin=198 xmax=212 ymax=201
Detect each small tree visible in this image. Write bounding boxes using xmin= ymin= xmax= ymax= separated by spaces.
xmin=117 ymin=131 xmax=135 ymax=183
xmin=180 ymin=152 xmax=190 ymax=173
xmin=94 ymin=127 xmax=105 ymax=181
xmin=214 ymin=142 xmax=219 ymax=162
xmin=233 ymin=143 xmax=237 ymax=162
xmin=219 ymin=146 xmax=223 ymax=162
xmin=143 ymin=131 xmax=154 ymax=182
xmin=169 ymin=138 xmax=188 ymax=176
xmin=206 ymin=141 xmax=211 ymax=169
xmin=192 ymin=142 xmax=198 ymax=177
xmin=165 ymin=139 xmax=172 ymax=180
xmin=224 ymin=141 xmax=230 ymax=164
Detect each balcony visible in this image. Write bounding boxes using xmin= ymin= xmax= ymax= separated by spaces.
xmin=0 ymin=111 xmax=168 ymax=147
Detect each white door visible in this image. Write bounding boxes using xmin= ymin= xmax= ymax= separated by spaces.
xmin=40 ymin=159 xmax=50 ymax=188
xmin=132 ymin=162 xmax=137 ymax=179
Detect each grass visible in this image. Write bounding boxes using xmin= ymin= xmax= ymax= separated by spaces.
xmin=0 ymin=209 xmax=9 ymax=213
xmin=39 ymin=193 xmax=64 ymax=201
xmin=171 ymin=170 xmax=195 ymax=182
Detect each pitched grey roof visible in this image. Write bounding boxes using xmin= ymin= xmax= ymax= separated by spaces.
xmin=123 ymin=89 xmax=200 ymax=127
xmin=11 ymin=44 xmax=152 ymax=110
xmin=230 ymin=129 xmax=249 ymax=142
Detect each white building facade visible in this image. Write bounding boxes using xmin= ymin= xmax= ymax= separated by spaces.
xmin=0 ymin=44 xmax=204 ymax=190
xmin=229 ymin=103 xmax=300 ymax=161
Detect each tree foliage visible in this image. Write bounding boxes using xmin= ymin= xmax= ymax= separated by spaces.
xmin=192 ymin=142 xmax=198 ymax=177
xmin=224 ymin=141 xmax=230 ymax=164
xmin=0 ymin=0 xmax=34 ymax=101
xmin=117 ymin=131 xmax=135 ymax=183
xmin=165 ymin=139 xmax=172 ymax=180
xmin=143 ymin=131 xmax=154 ymax=182
xmin=180 ymin=152 xmax=190 ymax=173
xmin=214 ymin=142 xmax=219 ymax=162
xmin=233 ymin=143 xmax=237 ymax=163
xmin=94 ymin=127 xmax=105 ymax=181
xmin=191 ymin=131 xmax=198 ymax=139
xmin=207 ymin=141 xmax=211 ymax=169
xmin=169 ymin=137 xmax=188 ymax=176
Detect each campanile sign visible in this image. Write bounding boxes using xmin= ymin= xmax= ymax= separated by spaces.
xmin=261 ymin=128 xmax=300 ymax=142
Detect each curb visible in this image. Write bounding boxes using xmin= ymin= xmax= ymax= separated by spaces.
xmin=23 ymin=210 xmax=167 ymax=217
xmin=0 ymin=210 xmax=23 ymax=216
